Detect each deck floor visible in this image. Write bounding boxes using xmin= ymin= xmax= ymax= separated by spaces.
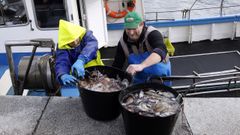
xmin=100 ymin=38 xmax=240 ymax=65
xmin=173 ymin=38 xmax=240 ymax=56
xmin=100 ymin=38 xmax=240 ymax=88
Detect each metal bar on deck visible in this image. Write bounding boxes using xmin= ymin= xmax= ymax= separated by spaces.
xmin=18 ymin=46 xmax=38 ymax=95
xmin=235 ymin=66 xmax=240 ymax=71
xmin=190 ymin=76 xmax=240 ymax=88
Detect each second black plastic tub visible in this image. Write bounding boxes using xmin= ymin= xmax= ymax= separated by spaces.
xmin=78 ymin=66 xmax=132 ymax=121
xmin=119 ymin=83 xmax=183 ymax=135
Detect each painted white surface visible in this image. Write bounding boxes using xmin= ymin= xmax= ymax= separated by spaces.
xmin=191 ymin=25 xmax=211 ymax=42
xmin=66 ymin=0 xmax=80 ymax=25
xmin=169 ymin=26 xmax=190 ymax=43
xmin=0 ymin=0 xmax=108 ymax=53
xmin=107 ymin=30 xmax=124 ymax=47
xmin=0 ymin=0 xmax=240 ymax=51
xmin=213 ymin=23 xmax=234 ymax=40
xmin=85 ymin=0 xmax=108 ymax=48
xmin=0 ymin=69 xmax=11 ymax=95
xmin=236 ymin=23 xmax=240 ymax=37
xmin=0 ymin=0 xmax=58 ymax=53
xmin=107 ymin=21 xmax=240 ymax=47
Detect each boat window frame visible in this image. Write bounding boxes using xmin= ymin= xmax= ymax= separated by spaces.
xmin=31 ymin=0 xmax=69 ymax=30
xmin=0 ymin=0 xmax=29 ymax=28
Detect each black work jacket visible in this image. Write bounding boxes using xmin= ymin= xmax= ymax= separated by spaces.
xmin=112 ymin=26 xmax=167 ymax=70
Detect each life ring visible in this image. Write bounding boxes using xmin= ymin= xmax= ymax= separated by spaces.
xmin=104 ymin=0 xmax=136 ymax=18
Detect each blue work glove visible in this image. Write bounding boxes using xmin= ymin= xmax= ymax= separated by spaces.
xmin=71 ymin=59 xmax=85 ymax=78
xmin=60 ymin=74 xmax=78 ymax=86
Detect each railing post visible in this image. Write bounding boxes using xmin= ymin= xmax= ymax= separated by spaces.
xmin=188 ymin=10 xmax=191 ymax=20
xmin=220 ymin=0 xmax=224 ymax=17
xmin=182 ymin=9 xmax=185 ymax=19
xmin=156 ymin=12 xmax=158 ymax=21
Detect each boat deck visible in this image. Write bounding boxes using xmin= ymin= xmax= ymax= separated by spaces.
xmin=100 ymin=38 xmax=240 ymax=65
xmin=100 ymin=38 xmax=240 ymax=96
xmin=0 ymin=39 xmax=240 ymax=134
xmin=0 ymin=38 xmax=240 ymax=96
xmin=174 ymin=38 xmax=240 ymax=56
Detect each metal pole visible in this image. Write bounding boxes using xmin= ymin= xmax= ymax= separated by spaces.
xmin=18 ymin=46 xmax=38 ymax=95
xmin=220 ymin=0 xmax=224 ymax=17
xmin=188 ymin=0 xmax=199 ymax=20
xmin=188 ymin=9 xmax=191 ymax=20
xmin=5 ymin=45 xmax=19 ymax=94
xmin=189 ymin=0 xmax=198 ymax=10
xmin=156 ymin=12 xmax=158 ymax=21
xmin=5 ymin=41 xmax=39 ymax=95
xmin=0 ymin=4 xmax=5 ymax=24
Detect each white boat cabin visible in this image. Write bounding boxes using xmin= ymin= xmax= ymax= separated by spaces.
xmin=1 ymin=0 xmax=240 ymax=53
xmin=0 ymin=0 xmax=110 ymax=53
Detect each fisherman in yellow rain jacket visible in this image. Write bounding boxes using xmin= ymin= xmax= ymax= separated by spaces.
xmin=55 ymin=20 xmax=103 ymax=86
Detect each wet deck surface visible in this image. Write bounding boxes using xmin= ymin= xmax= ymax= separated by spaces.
xmin=1 ymin=39 xmax=240 ymax=134
xmin=100 ymin=38 xmax=240 ymax=66
xmin=100 ymin=39 xmax=240 ymax=89
xmin=173 ymin=38 xmax=240 ymax=56
xmin=0 ymin=96 xmax=240 ymax=135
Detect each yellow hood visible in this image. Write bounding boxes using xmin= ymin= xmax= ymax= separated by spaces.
xmin=58 ymin=20 xmax=86 ymax=49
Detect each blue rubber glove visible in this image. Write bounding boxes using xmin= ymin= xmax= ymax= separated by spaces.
xmin=60 ymin=74 xmax=78 ymax=86
xmin=71 ymin=59 xmax=85 ymax=78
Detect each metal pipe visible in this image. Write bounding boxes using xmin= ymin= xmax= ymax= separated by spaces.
xmin=18 ymin=46 xmax=38 ymax=95
xmin=5 ymin=39 xmax=57 ymax=95
xmin=5 ymin=44 xmax=19 ymax=94
xmin=189 ymin=0 xmax=198 ymax=11
xmin=5 ymin=40 xmax=40 ymax=95
xmin=145 ymin=5 xmax=240 ymax=15
xmin=0 ymin=3 xmax=6 ymax=24
xmin=190 ymin=76 xmax=240 ymax=88
xmin=145 ymin=2 xmax=240 ymax=21
xmin=156 ymin=12 xmax=158 ymax=22
xmin=235 ymin=66 xmax=240 ymax=71
xmin=220 ymin=0 xmax=224 ymax=17
xmin=5 ymin=40 xmax=39 ymax=47
xmin=161 ymin=71 xmax=240 ymax=80
xmin=187 ymin=0 xmax=199 ymax=19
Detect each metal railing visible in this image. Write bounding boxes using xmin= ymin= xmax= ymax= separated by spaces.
xmin=145 ymin=3 xmax=240 ymax=22
xmin=158 ymin=66 xmax=240 ymax=95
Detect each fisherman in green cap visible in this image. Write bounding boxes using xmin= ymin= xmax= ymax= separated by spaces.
xmin=112 ymin=11 xmax=172 ymax=86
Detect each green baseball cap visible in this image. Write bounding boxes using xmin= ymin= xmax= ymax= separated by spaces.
xmin=124 ymin=11 xmax=143 ymax=29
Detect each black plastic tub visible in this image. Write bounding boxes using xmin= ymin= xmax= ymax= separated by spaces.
xmin=78 ymin=66 xmax=132 ymax=121
xmin=119 ymin=83 xmax=183 ymax=135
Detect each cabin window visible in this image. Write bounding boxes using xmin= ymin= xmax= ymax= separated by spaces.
xmin=0 ymin=0 xmax=28 ymax=26
xmin=33 ymin=0 xmax=67 ymax=28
